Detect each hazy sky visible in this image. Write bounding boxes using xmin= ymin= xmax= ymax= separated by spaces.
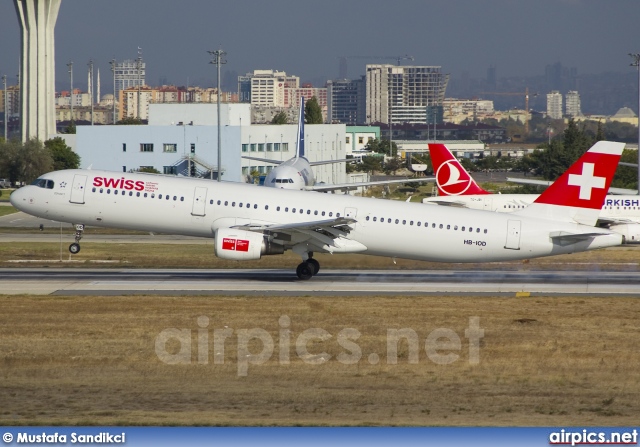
xmin=1 ymin=0 xmax=639 ymax=93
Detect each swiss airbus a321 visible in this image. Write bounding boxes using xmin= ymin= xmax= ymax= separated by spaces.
xmin=11 ymin=141 xmax=624 ymax=279
xmin=424 ymin=142 xmax=640 ymax=243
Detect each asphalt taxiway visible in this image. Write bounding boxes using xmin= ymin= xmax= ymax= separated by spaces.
xmin=2 ymin=268 xmax=640 ymax=296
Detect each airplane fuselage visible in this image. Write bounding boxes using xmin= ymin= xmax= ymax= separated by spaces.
xmin=11 ymin=169 xmax=622 ymax=264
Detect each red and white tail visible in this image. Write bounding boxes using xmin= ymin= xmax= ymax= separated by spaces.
xmin=428 ymin=143 xmax=490 ymax=196
xmin=515 ymin=141 xmax=625 ymax=225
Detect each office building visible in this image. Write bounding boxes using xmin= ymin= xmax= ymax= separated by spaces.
xmin=565 ymin=91 xmax=581 ymax=117
xmin=546 ymin=91 xmax=563 ymax=119
xmin=327 ymin=78 xmax=366 ymax=125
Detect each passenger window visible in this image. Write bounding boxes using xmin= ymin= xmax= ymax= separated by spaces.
xmin=136 ymin=192 xmax=140 ymax=197
xmin=292 ymin=208 xmax=296 ymax=213
xmin=129 ymin=191 xmax=133 ymax=196
xmin=329 ymin=212 xmax=333 ymax=217
xmin=210 ymin=200 xmax=213 ymax=204
xmin=181 ymin=197 xmax=184 ymax=201
xmin=432 ymin=223 xmax=436 ymax=228
xmin=166 ymin=195 xmax=170 ymax=200
xmin=395 ymin=219 xmax=399 ymax=224
xmin=469 ymin=227 xmax=473 ymax=232
xmin=254 ymin=204 xmax=257 ymax=209
xmin=144 ymin=193 xmax=148 ymax=198
xmin=265 ymin=205 xmax=269 ymax=210
xmin=277 ymin=206 xmax=280 ymax=211
xmin=240 ymin=203 xmax=243 ymax=208
xmin=417 ymin=222 xmax=421 ymax=226
xmin=439 ymin=224 xmax=443 ymax=229
xmin=402 ymin=220 xmax=406 ymax=225
xmin=151 ymin=193 xmax=155 ymax=198
xmin=307 ymin=210 xmax=311 ymax=215
xmin=447 ymin=225 xmax=450 ymax=230
xmin=337 ymin=213 xmax=341 ymax=217
xmin=462 ymin=226 xmax=465 ymax=231
xmin=484 ymin=229 xmax=488 ymax=234
xmin=285 ymin=207 xmax=289 ymax=212
xmin=454 ymin=225 xmax=458 ymax=230
xmin=92 ymin=187 xmax=96 ymax=192
xmin=107 ymin=189 xmax=111 ymax=194
xmin=300 ymin=209 xmax=303 ymax=214
xmin=322 ymin=211 xmax=325 ymax=216
xmin=159 ymin=194 xmax=163 ymax=199
xmin=476 ymin=228 xmax=480 ymax=233
xmin=100 ymin=188 xmax=104 ymax=193
xmin=232 ymin=202 xmax=236 ymax=207
xmin=410 ymin=221 xmax=413 ymax=225
xmin=173 ymin=196 xmax=177 ymax=201
xmin=373 ymin=217 xmax=377 ymax=222
xmin=387 ymin=218 xmax=391 ymax=223
xmin=224 ymin=201 xmax=228 ymax=206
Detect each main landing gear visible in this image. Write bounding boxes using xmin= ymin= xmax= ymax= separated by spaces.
xmin=295 ymin=252 xmax=320 ymax=280
xmin=69 ymin=224 xmax=84 ymax=254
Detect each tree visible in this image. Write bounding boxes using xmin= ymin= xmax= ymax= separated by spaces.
xmin=304 ymin=96 xmax=323 ymax=124
xmin=117 ymin=117 xmax=144 ymax=125
xmin=0 ymin=138 xmax=53 ymax=185
xmin=358 ymin=155 xmax=382 ymax=175
xmin=65 ymin=121 xmax=76 ymax=134
xmin=45 ymin=137 xmax=81 ymax=170
xmin=383 ymin=156 xmax=403 ymax=175
xmin=271 ymin=111 xmax=289 ymax=124
xmin=365 ymin=138 xmax=398 ymax=157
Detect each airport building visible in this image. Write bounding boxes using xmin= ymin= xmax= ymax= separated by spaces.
xmin=60 ymin=103 xmax=348 ymax=186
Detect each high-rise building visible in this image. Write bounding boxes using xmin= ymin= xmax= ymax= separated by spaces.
xmin=565 ymin=91 xmax=581 ymax=117
xmin=327 ymin=78 xmax=366 ymax=125
xmin=365 ymin=65 xmax=449 ymax=125
xmin=547 ymin=91 xmax=563 ymax=119
xmin=114 ymin=59 xmax=146 ymax=100
xmin=237 ymin=70 xmax=299 ymax=106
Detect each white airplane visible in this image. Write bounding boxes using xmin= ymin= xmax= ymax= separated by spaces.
xmin=423 ymin=142 xmax=640 ymax=243
xmin=243 ymin=97 xmax=434 ymax=192
xmin=10 ymin=141 xmax=624 ymax=280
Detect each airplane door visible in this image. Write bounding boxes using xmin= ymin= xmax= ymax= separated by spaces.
xmin=69 ymin=174 xmax=88 ymax=204
xmin=344 ymin=207 xmax=357 ymax=219
xmin=504 ymin=220 xmax=521 ymax=250
xmin=191 ymin=187 xmax=207 ymax=216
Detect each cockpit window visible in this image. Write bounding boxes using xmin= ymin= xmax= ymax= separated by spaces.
xmin=31 ymin=178 xmax=54 ymax=189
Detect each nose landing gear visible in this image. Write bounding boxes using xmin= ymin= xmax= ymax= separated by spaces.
xmin=69 ymin=224 xmax=84 ymax=254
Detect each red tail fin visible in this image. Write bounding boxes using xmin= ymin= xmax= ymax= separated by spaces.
xmin=517 ymin=141 xmax=625 ymax=225
xmin=428 ymin=143 xmax=490 ymax=196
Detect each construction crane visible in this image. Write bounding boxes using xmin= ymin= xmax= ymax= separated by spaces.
xmin=338 ymin=55 xmax=414 ymax=79
xmin=477 ymin=87 xmax=536 ymax=135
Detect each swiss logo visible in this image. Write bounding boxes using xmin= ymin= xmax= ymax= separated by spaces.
xmin=221 ymin=238 xmax=250 ymax=252
xmin=436 ymin=160 xmax=472 ymax=196
xmin=567 ymin=162 xmax=606 ymax=201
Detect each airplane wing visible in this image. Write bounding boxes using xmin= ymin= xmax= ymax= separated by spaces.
xmin=422 ymin=199 xmax=467 ymax=207
xmin=308 ymin=177 xmax=436 ymax=192
xmin=232 ymin=217 xmax=363 ymax=252
xmin=242 ymin=156 xmax=284 ymax=165
xmin=506 ymin=177 xmax=638 ymax=195
xmin=308 ymin=158 xmax=356 ymax=166
xmin=549 ymin=231 xmax=616 ymax=246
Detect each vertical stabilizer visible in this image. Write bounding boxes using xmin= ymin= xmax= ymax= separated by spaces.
xmin=428 ymin=143 xmax=489 ymax=196
xmin=295 ymin=97 xmax=305 ymax=159
xmin=515 ymin=141 xmax=625 ymax=225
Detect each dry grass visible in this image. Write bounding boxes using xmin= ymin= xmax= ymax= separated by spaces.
xmin=1 ymin=242 xmax=639 ymax=271
xmin=0 ymin=294 xmax=639 ymax=426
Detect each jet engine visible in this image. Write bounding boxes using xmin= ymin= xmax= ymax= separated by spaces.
xmin=609 ymin=224 xmax=640 ymax=244
xmin=214 ymin=228 xmax=285 ymax=260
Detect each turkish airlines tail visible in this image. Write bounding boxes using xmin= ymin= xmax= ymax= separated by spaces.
xmin=515 ymin=141 xmax=625 ymax=226
xmin=428 ymin=143 xmax=490 ymax=196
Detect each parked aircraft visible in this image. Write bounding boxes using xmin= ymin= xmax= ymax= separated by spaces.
xmin=10 ymin=141 xmax=624 ymax=279
xmin=424 ymin=143 xmax=640 ymax=243
xmin=243 ymin=98 xmax=434 ymax=192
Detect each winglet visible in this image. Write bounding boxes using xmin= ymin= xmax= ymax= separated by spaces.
xmin=515 ymin=141 xmax=625 ymax=225
xmin=428 ymin=143 xmax=489 ymax=196
xmin=295 ymin=97 xmax=305 ymax=159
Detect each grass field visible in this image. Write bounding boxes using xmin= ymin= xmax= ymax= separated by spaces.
xmin=0 ymin=294 xmax=639 ymax=426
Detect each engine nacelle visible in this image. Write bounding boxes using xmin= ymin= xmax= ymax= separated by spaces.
xmin=609 ymin=223 xmax=640 ymax=244
xmin=214 ymin=228 xmax=285 ymax=260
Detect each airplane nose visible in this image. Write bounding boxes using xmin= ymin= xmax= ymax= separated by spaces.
xmin=9 ymin=187 xmax=27 ymax=211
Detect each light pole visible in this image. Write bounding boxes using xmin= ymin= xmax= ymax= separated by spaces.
xmin=109 ymin=59 xmax=117 ymax=124
xmin=67 ymin=62 xmax=73 ymax=126
xmin=136 ymin=47 xmax=143 ymax=120
xmin=2 ymin=75 xmax=7 ymax=141
xmin=630 ymin=53 xmax=640 ymax=194
xmin=208 ymin=48 xmax=227 ymax=182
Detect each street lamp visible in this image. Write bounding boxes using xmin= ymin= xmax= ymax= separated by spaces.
xmin=630 ymin=53 xmax=640 ymax=194
xmin=208 ymin=48 xmax=227 ymax=182
xmin=67 ymin=62 xmax=73 ymax=126
xmin=2 ymin=74 xmax=7 ymax=141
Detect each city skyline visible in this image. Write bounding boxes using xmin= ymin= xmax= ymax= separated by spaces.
xmin=1 ymin=0 xmax=640 ymax=94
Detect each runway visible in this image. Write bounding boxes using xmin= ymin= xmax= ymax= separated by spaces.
xmin=2 ymin=268 xmax=640 ymax=296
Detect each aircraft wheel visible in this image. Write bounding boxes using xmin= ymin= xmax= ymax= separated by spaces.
xmin=307 ymin=258 xmax=320 ymax=275
xmin=296 ymin=262 xmax=314 ymax=280
xmin=69 ymin=243 xmax=81 ymax=254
